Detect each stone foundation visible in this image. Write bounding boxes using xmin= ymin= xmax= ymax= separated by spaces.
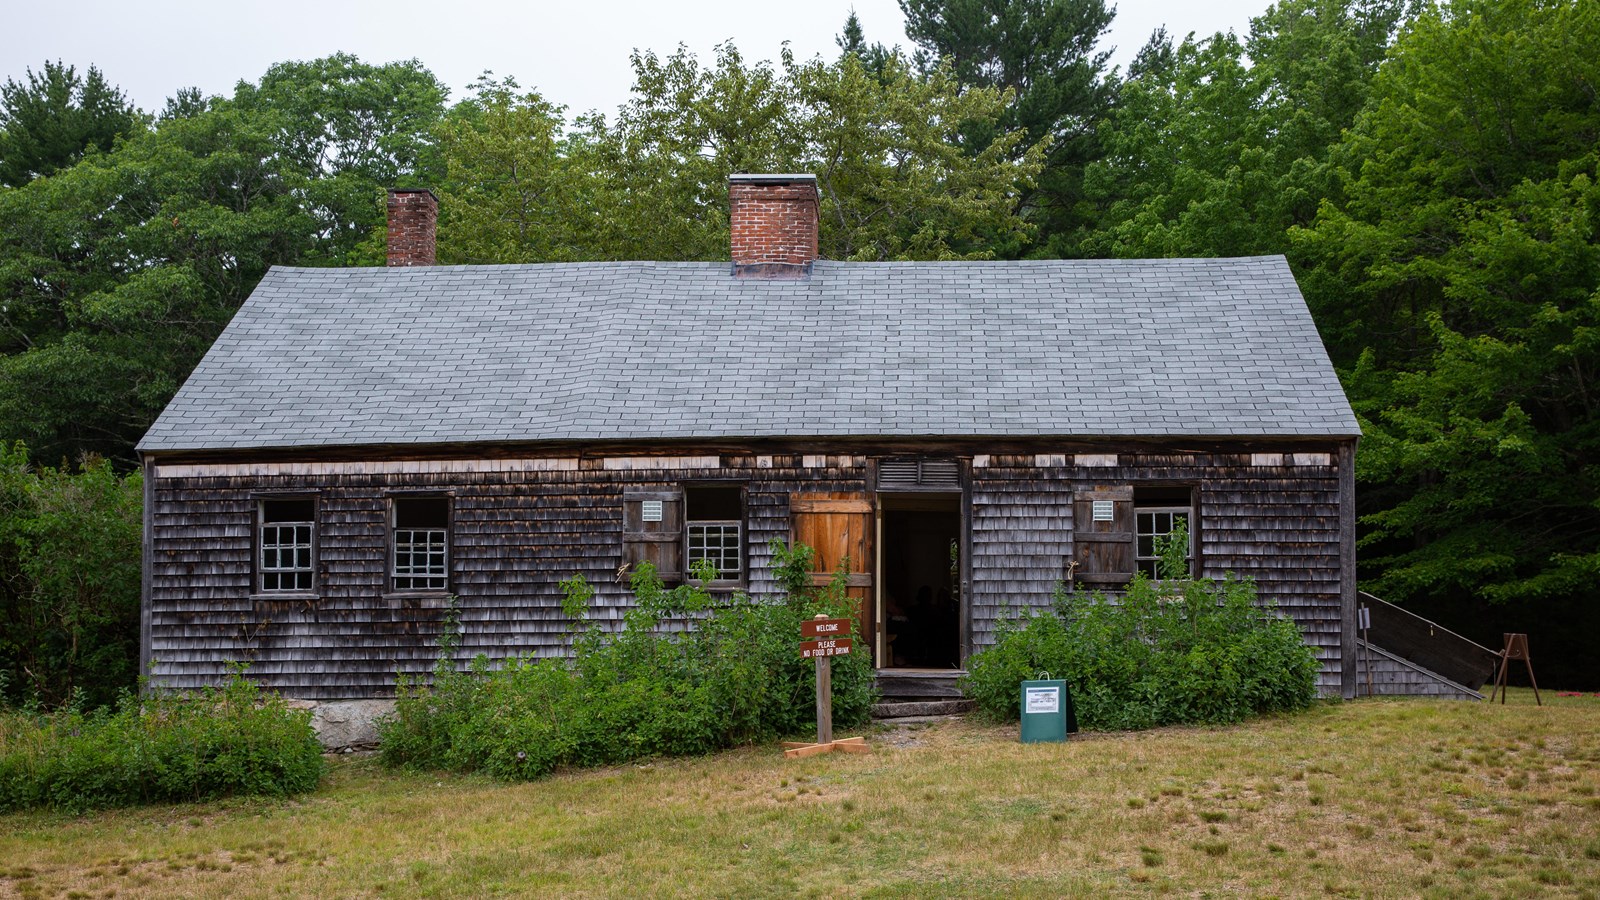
xmin=285 ymin=699 xmax=396 ymax=750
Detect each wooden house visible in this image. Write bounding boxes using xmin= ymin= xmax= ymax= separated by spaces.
xmin=138 ymin=174 xmax=1364 ymax=719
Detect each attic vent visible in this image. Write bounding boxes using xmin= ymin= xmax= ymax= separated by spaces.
xmin=878 ymin=457 xmax=961 ymax=490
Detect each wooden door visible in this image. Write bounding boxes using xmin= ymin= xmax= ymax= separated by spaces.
xmin=791 ymin=493 xmax=875 ymax=663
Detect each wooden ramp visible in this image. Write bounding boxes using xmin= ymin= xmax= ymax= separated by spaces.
xmin=1360 ymin=592 xmax=1498 ymax=694
xmin=1363 ymin=592 xmax=1497 ymax=698
xmin=1356 ymin=639 xmax=1484 ymax=700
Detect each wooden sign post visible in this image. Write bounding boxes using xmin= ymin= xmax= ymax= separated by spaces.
xmin=1489 ymin=633 xmax=1542 ymax=706
xmin=783 ymin=615 xmax=871 ymax=759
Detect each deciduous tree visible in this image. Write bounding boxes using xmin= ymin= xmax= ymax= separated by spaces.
xmin=1296 ymin=0 xmax=1600 ymax=625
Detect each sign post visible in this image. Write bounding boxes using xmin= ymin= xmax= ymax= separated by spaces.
xmin=1359 ymin=604 xmax=1373 ymax=697
xmin=782 ymin=615 xmax=872 ymax=759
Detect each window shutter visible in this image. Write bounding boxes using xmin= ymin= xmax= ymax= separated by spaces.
xmin=622 ymin=489 xmax=684 ymax=578
xmin=1073 ymin=487 xmax=1134 ymax=584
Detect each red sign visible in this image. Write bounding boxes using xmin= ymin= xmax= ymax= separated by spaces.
xmin=800 ymin=638 xmax=853 ymax=659
xmin=802 ymin=618 xmax=853 ymax=638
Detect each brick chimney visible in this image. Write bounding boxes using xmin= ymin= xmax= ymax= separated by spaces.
xmin=729 ymin=174 xmax=818 ymax=277
xmin=386 ymin=188 xmax=438 ymax=267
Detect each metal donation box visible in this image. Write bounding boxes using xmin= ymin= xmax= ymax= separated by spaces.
xmin=1019 ymin=679 xmax=1077 ymax=743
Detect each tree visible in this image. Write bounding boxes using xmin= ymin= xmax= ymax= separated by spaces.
xmin=0 ymin=61 xmax=142 ymax=186
xmin=835 ymin=10 xmax=895 ymax=79
xmin=1082 ymin=0 xmax=1410 ymax=258
xmin=1295 ymin=0 xmax=1600 ymax=630
xmin=789 ymin=51 xmax=1044 ymax=260
xmin=0 ymin=443 xmax=143 ymax=709
xmin=0 ymin=55 xmax=447 ymax=465
xmin=551 ymin=43 xmax=1042 ymax=263
xmin=434 ymin=77 xmax=589 ymax=264
xmin=898 ymin=0 xmax=1117 ymax=256
xmin=574 ymin=42 xmax=800 ymax=261
xmin=231 ymin=53 xmax=448 ymax=265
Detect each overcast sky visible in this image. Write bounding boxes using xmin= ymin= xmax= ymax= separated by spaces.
xmin=4 ymin=0 xmax=1270 ymax=120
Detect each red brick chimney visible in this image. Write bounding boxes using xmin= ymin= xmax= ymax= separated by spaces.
xmin=729 ymin=174 xmax=818 ymax=277
xmin=386 ymin=188 xmax=438 ymax=267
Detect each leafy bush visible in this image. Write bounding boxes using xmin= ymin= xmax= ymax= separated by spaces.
xmin=963 ymin=524 xmax=1320 ymax=730
xmin=380 ymin=540 xmax=876 ymax=779
xmin=0 ymin=441 xmax=143 ymax=710
xmin=0 ymin=667 xmax=324 ymax=813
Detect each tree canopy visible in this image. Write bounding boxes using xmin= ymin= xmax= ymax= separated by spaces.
xmin=0 ymin=56 xmax=446 ymax=465
xmin=1296 ymin=0 xmax=1600 ymax=608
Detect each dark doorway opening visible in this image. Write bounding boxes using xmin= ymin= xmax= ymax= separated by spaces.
xmin=881 ymin=494 xmax=961 ymax=669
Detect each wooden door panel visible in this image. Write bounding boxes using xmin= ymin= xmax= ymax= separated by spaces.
xmin=791 ymin=493 xmax=875 ymax=663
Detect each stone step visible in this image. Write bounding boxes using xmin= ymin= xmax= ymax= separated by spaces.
xmin=872 ymin=698 xmax=976 ymax=719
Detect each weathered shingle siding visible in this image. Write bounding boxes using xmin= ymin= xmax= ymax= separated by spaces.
xmin=147 ymin=455 xmax=866 ymax=699
xmin=150 ymin=446 xmax=1349 ymax=699
xmin=969 ymin=464 xmax=1075 ymax=643
xmin=968 ymin=451 xmax=1345 ymax=694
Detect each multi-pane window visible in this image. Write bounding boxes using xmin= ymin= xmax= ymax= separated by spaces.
xmin=392 ymin=497 xmax=449 ymax=592
xmin=687 ymin=522 xmax=740 ymax=578
xmin=685 ymin=486 xmax=742 ymax=582
xmin=259 ymin=498 xmax=316 ymax=593
xmin=1136 ymin=507 xmax=1192 ymax=578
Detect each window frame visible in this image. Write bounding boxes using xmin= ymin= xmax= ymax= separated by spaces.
xmin=1135 ymin=504 xmax=1194 ymax=578
xmin=386 ymin=492 xmax=453 ymax=597
xmin=253 ymin=493 xmax=319 ymax=597
xmin=683 ymin=483 xmax=747 ymax=588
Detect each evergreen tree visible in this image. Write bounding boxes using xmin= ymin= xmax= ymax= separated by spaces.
xmin=0 ymin=61 xmax=142 ymax=186
xmin=898 ymin=0 xmax=1117 ymax=256
xmin=835 ymin=10 xmax=895 ymax=79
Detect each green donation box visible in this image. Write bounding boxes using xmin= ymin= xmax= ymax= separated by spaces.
xmin=1019 ymin=679 xmax=1076 ymax=743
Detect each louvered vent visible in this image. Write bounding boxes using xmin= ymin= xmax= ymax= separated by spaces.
xmin=878 ymin=457 xmax=962 ymax=490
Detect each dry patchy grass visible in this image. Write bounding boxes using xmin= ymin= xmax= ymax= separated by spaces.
xmin=1 ymin=688 xmax=1597 ymax=898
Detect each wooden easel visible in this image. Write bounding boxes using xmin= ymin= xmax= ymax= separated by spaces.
xmin=1489 ymin=633 xmax=1541 ymax=706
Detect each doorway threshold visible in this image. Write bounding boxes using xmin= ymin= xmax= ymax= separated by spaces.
xmin=875 ymin=668 xmax=967 ymax=700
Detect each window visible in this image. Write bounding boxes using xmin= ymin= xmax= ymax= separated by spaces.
xmin=686 ymin=486 xmax=742 ymax=582
xmin=392 ymin=496 xmax=449 ymax=592
xmin=620 ymin=485 xmax=746 ymax=584
xmin=1072 ymin=485 xmax=1196 ymax=584
xmin=258 ymin=497 xmax=316 ymax=593
xmin=1135 ymin=486 xmax=1194 ymax=578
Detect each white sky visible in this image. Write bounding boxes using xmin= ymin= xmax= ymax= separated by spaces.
xmin=4 ymin=0 xmax=1269 ymax=120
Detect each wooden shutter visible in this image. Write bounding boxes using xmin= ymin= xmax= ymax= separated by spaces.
xmin=1073 ymin=486 xmax=1134 ymax=584
xmin=622 ymin=488 xmax=684 ymax=579
xmin=791 ymin=493 xmax=875 ymax=661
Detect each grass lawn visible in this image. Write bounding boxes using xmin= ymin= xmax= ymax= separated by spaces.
xmin=1 ymin=688 xmax=1596 ymax=898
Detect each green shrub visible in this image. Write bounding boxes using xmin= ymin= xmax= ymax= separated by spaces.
xmin=962 ymin=523 xmax=1320 ymax=730
xmin=0 ymin=666 xmax=324 ymax=813
xmin=380 ymin=540 xmax=877 ymax=779
xmin=0 ymin=441 xmax=143 ymax=710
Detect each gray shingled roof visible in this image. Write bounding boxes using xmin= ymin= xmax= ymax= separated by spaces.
xmin=137 ymin=256 xmax=1358 ymax=452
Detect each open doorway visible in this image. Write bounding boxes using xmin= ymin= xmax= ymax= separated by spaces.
xmin=879 ymin=494 xmax=961 ymax=669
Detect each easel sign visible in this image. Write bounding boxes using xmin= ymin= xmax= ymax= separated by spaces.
xmin=783 ymin=615 xmax=872 ymax=759
xmin=1489 ymin=633 xmax=1542 ymax=706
